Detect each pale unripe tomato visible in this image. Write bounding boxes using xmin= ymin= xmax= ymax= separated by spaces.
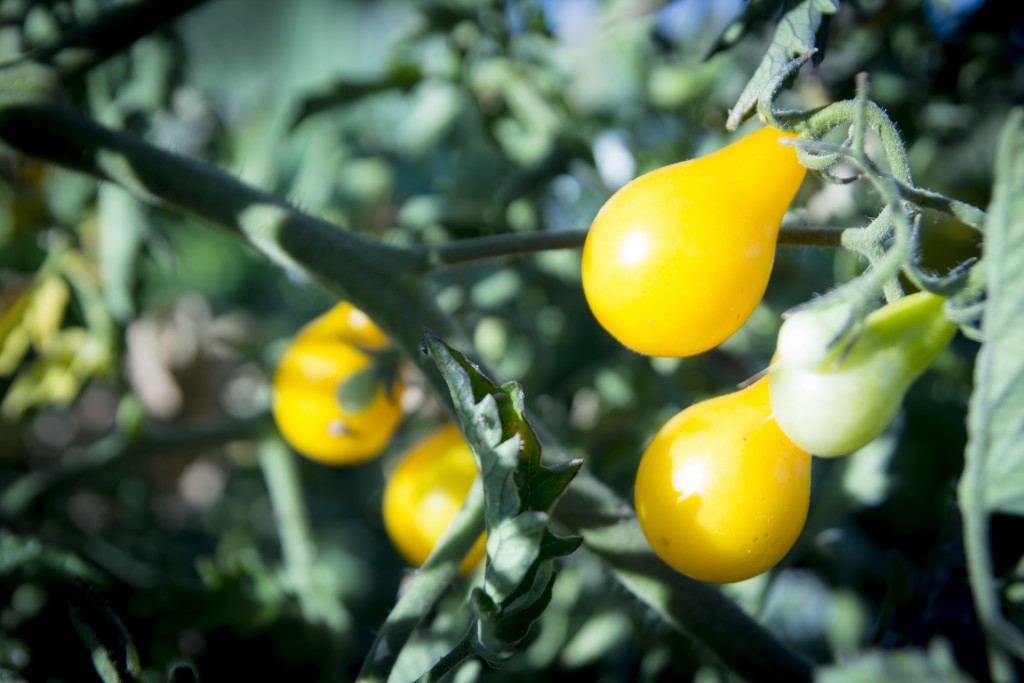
xmin=635 ymin=378 xmax=811 ymax=583
xmin=582 ymin=127 xmax=806 ymax=357
xmin=770 ymin=292 xmax=956 ymax=457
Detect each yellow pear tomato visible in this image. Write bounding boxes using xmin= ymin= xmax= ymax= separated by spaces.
xmin=383 ymin=424 xmax=486 ymax=574
xmin=272 ymin=302 xmax=402 ymax=465
xmin=582 ymin=127 xmax=806 ymax=357
xmin=634 ymin=377 xmax=811 ymax=583
xmin=299 ymin=300 xmax=391 ymax=350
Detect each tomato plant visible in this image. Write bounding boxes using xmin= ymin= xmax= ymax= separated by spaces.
xmin=1 ymin=2 xmax=1016 ymax=682
xmin=634 ymin=377 xmax=811 ymax=584
xmin=581 ymin=127 xmax=806 ymax=357
xmin=769 ymin=292 xmax=957 ymax=457
xmin=382 ymin=423 xmax=485 ymax=574
xmin=271 ymin=302 xmax=402 ymax=465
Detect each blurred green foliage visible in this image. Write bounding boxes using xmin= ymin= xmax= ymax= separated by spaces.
xmin=0 ymin=0 xmax=1020 ymax=681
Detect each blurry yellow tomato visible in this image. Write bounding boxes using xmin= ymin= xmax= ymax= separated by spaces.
xmin=582 ymin=127 xmax=806 ymax=357
xmin=634 ymin=378 xmax=810 ymax=583
xmin=301 ymin=300 xmax=390 ymax=350
xmin=383 ymin=424 xmax=485 ymax=574
xmin=272 ymin=303 xmax=402 ymax=465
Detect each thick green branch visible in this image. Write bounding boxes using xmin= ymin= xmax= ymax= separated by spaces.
xmin=0 ymin=101 xmax=454 ymax=359
xmin=15 ymin=0 xmax=210 ymax=79
xmin=0 ymin=412 xmax=271 ymax=519
xmin=415 ymin=631 xmax=476 ymax=683
xmin=357 ymin=483 xmax=485 ymax=683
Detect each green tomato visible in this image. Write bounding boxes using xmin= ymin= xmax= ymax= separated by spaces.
xmin=769 ymin=292 xmax=956 ymax=457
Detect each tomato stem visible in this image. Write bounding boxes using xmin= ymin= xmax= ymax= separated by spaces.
xmin=413 ymin=631 xmax=476 ymax=683
xmin=357 ymin=481 xmax=486 ymax=683
xmin=258 ymin=438 xmax=353 ymax=634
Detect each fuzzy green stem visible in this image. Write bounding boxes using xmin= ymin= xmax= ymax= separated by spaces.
xmin=414 ymin=230 xmax=590 ymax=270
xmin=0 ymin=101 xmax=456 ymax=361
xmin=786 ymin=138 xmax=912 ymax=302
xmin=258 ymin=439 xmax=352 ymax=634
xmin=0 ymin=412 xmax=271 ymax=519
xmin=414 ymin=631 xmax=477 ymax=683
xmin=959 ymin=462 xmax=1022 ymax=683
xmin=413 ymin=224 xmax=844 ymax=270
xmin=357 ymin=482 xmax=486 ymax=683
xmin=10 ymin=0 xmax=210 ymax=79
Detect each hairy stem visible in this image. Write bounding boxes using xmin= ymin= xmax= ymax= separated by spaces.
xmin=412 ymin=223 xmax=843 ymax=270
xmin=259 ymin=439 xmax=352 ymax=634
xmin=0 ymin=411 xmax=271 ymax=519
xmin=14 ymin=0 xmax=210 ymax=79
xmin=0 ymin=101 xmax=454 ymax=360
xmin=414 ymin=630 xmax=477 ymax=683
xmin=357 ymin=483 xmax=486 ymax=683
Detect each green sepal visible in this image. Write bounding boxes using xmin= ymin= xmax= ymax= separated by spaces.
xmin=336 ymin=364 xmax=379 ymax=414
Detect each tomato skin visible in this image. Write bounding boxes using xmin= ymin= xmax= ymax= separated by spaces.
xmin=769 ymin=292 xmax=956 ymax=457
xmin=582 ymin=127 xmax=806 ymax=358
xmin=634 ymin=378 xmax=810 ymax=583
xmin=383 ymin=424 xmax=486 ymax=574
xmin=272 ymin=302 xmax=402 ymax=465
xmin=300 ymin=300 xmax=390 ymax=350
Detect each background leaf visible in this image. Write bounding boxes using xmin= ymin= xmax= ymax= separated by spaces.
xmin=966 ymin=107 xmax=1024 ymax=516
xmin=726 ymin=0 xmax=839 ymax=130
xmin=814 ymin=641 xmax=975 ymax=683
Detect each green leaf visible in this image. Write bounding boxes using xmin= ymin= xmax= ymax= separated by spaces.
xmin=0 ymin=530 xmax=103 ymax=583
xmin=292 ymin=64 xmax=422 ymax=126
xmin=704 ymin=0 xmax=785 ymax=60
xmin=98 ymin=184 xmax=147 ymax=322
xmin=726 ymin=0 xmax=839 ymax=131
xmin=69 ymin=581 xmax=144 ymax=683
xmin=422 ymin=331 xmax=582 ymax=667
xmin=814 ymin=641 xmax=976 ymax=683
xmin=967 ymin=107 xmax=1024 ymax=516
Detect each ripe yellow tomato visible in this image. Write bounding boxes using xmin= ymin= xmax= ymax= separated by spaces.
xmin=634 ymin=378 xmax=810 ymax=583
xmin=300 ymin=300 xmax=390 ymax=350
xmin=383 ymin=424 xmax=486 ymax=574
xmin=581 ymin=127 xmax=806 ymax=357
xmin=272 ymin=303 xmax=402 ymax=465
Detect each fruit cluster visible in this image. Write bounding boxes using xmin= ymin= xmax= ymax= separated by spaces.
xmin=272 ymin=301 xmax=483 ymax=572
xmin=584 ymin=128 xmax=956 ymax=583
xmin=270 ymin=128 xmax=955 ymax=584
